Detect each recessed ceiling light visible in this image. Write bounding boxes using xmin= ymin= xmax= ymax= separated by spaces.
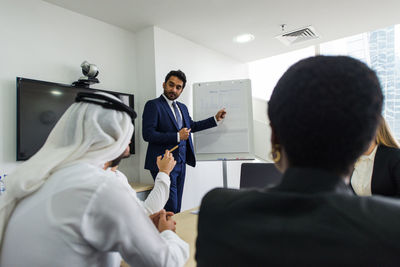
xmin=233 ymin=34 xmax=255 ymax=43
xmin=51 ymin=90 xmax=62 ymax=96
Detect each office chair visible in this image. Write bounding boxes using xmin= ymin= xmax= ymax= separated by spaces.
xmin=240 ymin=163 xmax=282 ymax=189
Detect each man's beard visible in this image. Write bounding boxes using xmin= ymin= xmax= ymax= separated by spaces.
xmin=164 ymin=90 xmax=177 ymax=100
xmin=110 ymin=150 xmax=130 ymax=168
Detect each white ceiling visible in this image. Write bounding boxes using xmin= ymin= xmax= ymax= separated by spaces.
xmin=43 ymin=0 xmax=400 ymax=62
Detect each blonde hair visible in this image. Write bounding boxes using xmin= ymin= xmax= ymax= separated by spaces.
xmin=376 ymin=116 xmax=400 ymax=148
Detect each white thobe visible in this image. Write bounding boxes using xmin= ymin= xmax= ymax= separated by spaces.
xmin=110 ymin=169 xmax=170 ymax=215
xmin=0 ymin=163 xmax=189 ymax=267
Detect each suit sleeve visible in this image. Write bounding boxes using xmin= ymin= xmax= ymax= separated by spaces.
xmin=142 ymin=101 xmax=179 ymax=145
xmin=188 ymin=114 xmax=217 ymax=133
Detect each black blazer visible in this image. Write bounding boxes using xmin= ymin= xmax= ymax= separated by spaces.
xmin=351 ymin=145 xmax=400 ymax=197
xmin=196 ymin=167 xmax=400 ymax=267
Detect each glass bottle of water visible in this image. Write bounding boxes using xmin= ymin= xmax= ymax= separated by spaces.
xmin=0 ymin=175 xmax=6 ymax=195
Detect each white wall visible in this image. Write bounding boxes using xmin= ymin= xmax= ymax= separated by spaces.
xmin=152 ymin=27 xmax=249 ymax=211
xmin=252 ymin=98 xmax=273 ymax=161
xmin=0 ymin=2 xmax=253 ymax=212
xmin=153 ymin=27 xmax=249 ymax=112
xmin=134 ymin=27 xmax=157 ymax=184
xmin=0 ymin=0 xmax=138 ymax=178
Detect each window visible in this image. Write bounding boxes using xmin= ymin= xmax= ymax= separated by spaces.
xmin=320 ymin=25 xmax=400 ymax=138
xmin=249 ymin=24 xmax=400 ymax=157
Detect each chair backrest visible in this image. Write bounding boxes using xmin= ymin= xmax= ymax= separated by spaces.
xmin=240 ymin=163 xmax=282 ymax=189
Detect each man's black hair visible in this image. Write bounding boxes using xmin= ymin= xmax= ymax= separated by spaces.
xmin=165 ymin=70 xmax=187 ymax=89
xmin=268 ymin=56 xmax=383 ymax=175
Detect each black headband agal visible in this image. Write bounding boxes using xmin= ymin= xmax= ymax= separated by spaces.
xmin=75 ymin=92 xmax=137 ymax=119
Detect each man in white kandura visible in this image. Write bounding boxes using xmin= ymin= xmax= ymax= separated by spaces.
xmin=0 ymin=92 xmax=189 ymax=267
xmin=103 ymin=143 xmax=171 ymax=216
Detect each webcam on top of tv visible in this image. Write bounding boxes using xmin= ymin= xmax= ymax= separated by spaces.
xmin=72 ymin=61 xmax=100 ymax=88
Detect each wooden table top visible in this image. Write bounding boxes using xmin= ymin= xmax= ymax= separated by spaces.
xmin=174 ymin=207 xmax=199 ymax=267
xmin=129 ymin=182 xmax=154 ymax=192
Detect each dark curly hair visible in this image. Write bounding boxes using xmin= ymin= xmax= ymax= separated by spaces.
xmin=268 ymin=56 xmax=383 ymax=175
xmin=165 ymin=70 xmax=187 ymax=89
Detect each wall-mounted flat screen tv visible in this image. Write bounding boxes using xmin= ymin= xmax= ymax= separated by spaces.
xmin=17 ymin=77 xmax=135 ymax=161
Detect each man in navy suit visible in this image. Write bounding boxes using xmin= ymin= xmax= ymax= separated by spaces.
xmin=143 ymin=70 xmax=226 ymax=213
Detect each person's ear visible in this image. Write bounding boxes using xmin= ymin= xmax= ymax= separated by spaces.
xmin=270 ymin=123 xmax=287 ymax=172
xmin=270 ymin=123 xmax=279 ymax=146
xmin=162 ymin=82 xmax=166 ymax=89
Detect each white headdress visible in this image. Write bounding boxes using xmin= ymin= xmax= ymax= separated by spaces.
xmin=0 ymin=92 xmax=134 ymax=246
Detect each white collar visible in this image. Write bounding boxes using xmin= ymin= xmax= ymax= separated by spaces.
xmin=162 ymin=94 xmax=176 ymax=106
xmin=358 ymin=145 xmax=378 ymax=162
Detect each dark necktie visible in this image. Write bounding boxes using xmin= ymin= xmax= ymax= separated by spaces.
xmin=172 ymin=101 xmax=183 ymax=129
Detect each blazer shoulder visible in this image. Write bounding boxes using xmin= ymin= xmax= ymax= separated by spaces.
xmin=147 ymin=96 xmax=164 ymax=104
xmin=377 ymin=145 xmax=400 ymax=160
xmin=203 ymin=188 xmax=235 ymax=201
xmin=199 ymin=188 xmax=237 ymax=221
xmin=144 ymin=97 xmax=165 ymax=109
xmin=200 ymin=188 xmax=258 ymax=213
xmin=362 ymin=195 xmax=400 ymax=218
xmin=378 ymin=144 xmax=400 ymax=152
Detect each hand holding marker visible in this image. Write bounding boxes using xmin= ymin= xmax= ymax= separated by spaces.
xmin=168 ymin=145 xmax=179 ymax=153
xmin=161 ymin=144 xmax=179 ymax=158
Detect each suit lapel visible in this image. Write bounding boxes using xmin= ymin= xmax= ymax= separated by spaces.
xmin=371 ymin=145 xmax=384 ymax=194
xmin=348 ymin=168 xmax=357 ymax=194
xmin=159 ymin=95 xmax=180 ymax=130
xmin=177 ymin=102 xmax=188 ymax=127
xmin=177 ymin=101 xmax=195 ymax=151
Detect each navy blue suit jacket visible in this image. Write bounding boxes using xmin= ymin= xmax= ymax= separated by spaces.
xmin=142 ymin=95 xmax=217 ymax=171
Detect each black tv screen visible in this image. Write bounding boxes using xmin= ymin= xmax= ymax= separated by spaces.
xmin=17 ymin=77 xmax=135 ymax=160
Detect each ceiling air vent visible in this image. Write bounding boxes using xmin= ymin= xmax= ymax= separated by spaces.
xmin=276 ymin=26 xmax=319 ymax=46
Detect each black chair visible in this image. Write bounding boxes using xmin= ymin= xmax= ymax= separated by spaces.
xmin=240 ymin=163 xmax=282 ymax=189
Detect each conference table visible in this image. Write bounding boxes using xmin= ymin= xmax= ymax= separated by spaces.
xmin=121 ymin=207 xmax=199 ymax=267
xmin=174 ymin=207 xmax=199 ymax=267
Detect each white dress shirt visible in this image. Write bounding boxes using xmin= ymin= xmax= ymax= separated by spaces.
xmin=351 ymin=145 xmax=378 ymax=196
xmin=1 ymin=163 xmax=189 ymax=267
